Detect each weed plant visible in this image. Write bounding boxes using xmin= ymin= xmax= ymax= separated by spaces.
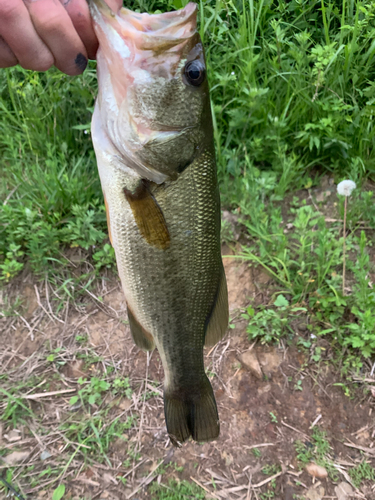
xmin=149 ymin=479 xmax=206 ymax=499
xmin=349 ymin=460 xmax=375 ymax=487
xmin=1 ymin=3 xmax=375 ymax=356
xmin=294 ymin=427 xmax=339 ymax=481
xmin=241 ymin=194 xmax=375 ymax=359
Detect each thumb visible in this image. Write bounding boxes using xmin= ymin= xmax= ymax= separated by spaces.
xmin=104 ymin=0 xmax=123 ymax=11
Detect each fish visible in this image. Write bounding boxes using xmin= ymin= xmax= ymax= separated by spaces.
xmin=89 ymin=0 xmax=228 ymax=445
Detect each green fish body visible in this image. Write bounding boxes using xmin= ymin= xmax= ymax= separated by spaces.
xmin=89 ymin=0 xmax=228 ymax=444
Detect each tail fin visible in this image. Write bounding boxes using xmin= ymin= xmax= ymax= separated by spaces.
xmin=164 ymin=376 xmax=219 ymax=445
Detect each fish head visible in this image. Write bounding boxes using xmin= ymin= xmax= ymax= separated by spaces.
xmin=90 ymin=0 xmax=212 ymax=182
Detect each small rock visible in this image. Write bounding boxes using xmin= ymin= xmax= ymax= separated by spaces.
xmin=257 ymin=348 xmax=282 ymax=376
xmin=102 ymin=473 xmax=118 ymax=485
xmin=356 ymin=429 xmax=370 ymax=445
xmin=258 ymin=384 xmax=271 ymax=395
xmin=40 ymin=450 xmax=52 ymax=461
xmin=335 ymin=481 xmax=354 ymax=500
xmin=222 ymin=210 xmax=241 ymax=241
xmin=305 ymin=462 xmax=328 ymax=479
xmin=315 ymin=191 xmax=327 ymax=203
xmin=67 ymin=360 xmax=85 ymax=378
xmin=3 ymin=450 xmax=30 ymax=465
xmin=119 ymin=398 xmax=132 ymax=411
xmin=221 ymin=450 xmax=234 ymax=466
xmin=239 ymin=351 xmax=263 ymax=379
xmin=4 ymin=430 xmax=21 ymax=443
xmin=305 ymin=486 xmax=325 ymax=500
xmin=315 ymin=190 xmax=332 ymax=203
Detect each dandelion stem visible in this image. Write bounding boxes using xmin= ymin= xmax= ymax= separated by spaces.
xmin=342 ymin=196 xmax=347 ymax=295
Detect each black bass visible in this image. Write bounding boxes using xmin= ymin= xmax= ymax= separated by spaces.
xmin=89 ymin=0 xmax=228 ymax=445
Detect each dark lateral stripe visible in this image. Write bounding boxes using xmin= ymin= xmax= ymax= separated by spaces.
xmin=124 ymin=180 xmax=170 ymax=250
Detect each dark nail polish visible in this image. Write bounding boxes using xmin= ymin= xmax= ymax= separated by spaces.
xmin=75 ymin=53 xmax=88 ymax=72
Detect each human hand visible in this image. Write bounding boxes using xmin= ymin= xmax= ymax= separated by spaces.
xmin=0 ymin=0 xmax=123 ymax=75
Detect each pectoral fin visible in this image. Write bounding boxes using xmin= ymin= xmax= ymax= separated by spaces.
xmin=205 ymin=267 xmax=229 ymax=346
xmin=124 ymin=180 xmax=170 ymax=250
xmin=127 ymin=306 xmax=155 ymax=351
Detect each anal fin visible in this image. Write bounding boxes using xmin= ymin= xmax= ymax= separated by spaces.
xmin=124 ymin=180 xmax=170 ymax=250
xmin=205 ymin=266 xmax=229 ymax=346
xmin=127 ymin=306 xmax=155 ymax=351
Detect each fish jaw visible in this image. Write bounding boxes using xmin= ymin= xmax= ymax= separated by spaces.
xmin=89 ymin=0 xmax=208 ymax=182
xmin=89 ymin=0 xmax=197 ymax=113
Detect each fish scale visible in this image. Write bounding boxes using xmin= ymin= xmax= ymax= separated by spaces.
xmin=89 ymin=0 xmax=228 ymax=444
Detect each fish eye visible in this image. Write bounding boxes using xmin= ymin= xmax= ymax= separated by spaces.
xmin=184 ymin=60 xmax=206 ymax=87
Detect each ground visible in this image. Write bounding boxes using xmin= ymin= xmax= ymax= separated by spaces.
xmin=1 ymin=239 xmax=375 ymax=500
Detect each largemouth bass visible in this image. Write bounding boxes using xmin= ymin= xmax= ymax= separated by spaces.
xmin=89 ymin=0 xmax=228 ymax=445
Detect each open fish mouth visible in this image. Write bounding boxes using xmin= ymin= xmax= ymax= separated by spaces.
xmin=89 ymin=0 xmax=204 ymax=182
xmin=89 ymin=0 xmax=197 ymax=53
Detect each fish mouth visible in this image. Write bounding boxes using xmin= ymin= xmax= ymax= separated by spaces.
xmin=89 ymin=0 xmax=197 ymax=52
xmin=90 ymin=0 xmax=201 ymax=183
xmin=89 ymin=0 xmax=199 ymax=110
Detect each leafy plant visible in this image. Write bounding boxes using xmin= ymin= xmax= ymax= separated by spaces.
xmin=52 ymin=484 xmax=65 ymax=500
xmin=69 ymin=377 xmax=110 ymax=407
xmin=243 ymin=295 xmax=307 ymax=344
xmin=294 ymin=427 xmax=338 ymax=481
xmin=349 ymin=460 xmax=375 ymax=488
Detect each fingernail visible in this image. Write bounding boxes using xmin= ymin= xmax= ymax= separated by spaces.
xmin=75 ymin=53 xmax=88 ymax=72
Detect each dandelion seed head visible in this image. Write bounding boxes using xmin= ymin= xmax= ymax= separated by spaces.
xmin=337 ymin=180 xmax=356 ymax=197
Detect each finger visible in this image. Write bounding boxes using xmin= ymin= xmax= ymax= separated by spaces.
xmin=106 ymin=0 xmax=124 ymax=11
xmin=0 ymin=36 xmax=18 ymax=68
xmin=60 ymin=0 xmax=124 ymax=60
xmin=59 ymin=0 xmax=98 ymax=60
xmin=0 ymin=0 xmax=54 ymax=71
xmin=24 ymin=0 xmax=88 ymax=75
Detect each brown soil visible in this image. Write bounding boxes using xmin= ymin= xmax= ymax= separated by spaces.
xmin=1 ymin=228 xmax=375 ymax=499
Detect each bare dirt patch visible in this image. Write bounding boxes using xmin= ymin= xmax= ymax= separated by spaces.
xmin=0 ymin=248 xmax=374 ymax=500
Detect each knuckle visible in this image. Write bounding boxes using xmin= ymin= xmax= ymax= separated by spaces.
xmin=42 ymin=12 xmax=66 ymax=34
xmin=0 ymin=58 xmax=17 ymax=68
xmin=71 ymin=11 xmax=89 ymax=31
xmin=0 ymin=38 xmax=17 ymax=67
xmin=35 ymin=60 xmax=54 ymax=72
xmin=23 ymin=54 xmax=54 ymax=72
xmin=0 ymin=1 xmax=20 ymax=21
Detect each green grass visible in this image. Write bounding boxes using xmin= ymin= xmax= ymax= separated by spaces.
xmin=0 ymin=340 xmax=140 ymax=496
xmin=239 ymin=193 xmax=375 ymax=360
xmin=294 ymin=427 xmax=339 ymax=481
xmin=349 ymin=460 xmax=375 ymax=487
xmin=149 ymin=479 xmax=206 ymax=499
xmin=1 ymin=1 xmax=375 ymax=385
